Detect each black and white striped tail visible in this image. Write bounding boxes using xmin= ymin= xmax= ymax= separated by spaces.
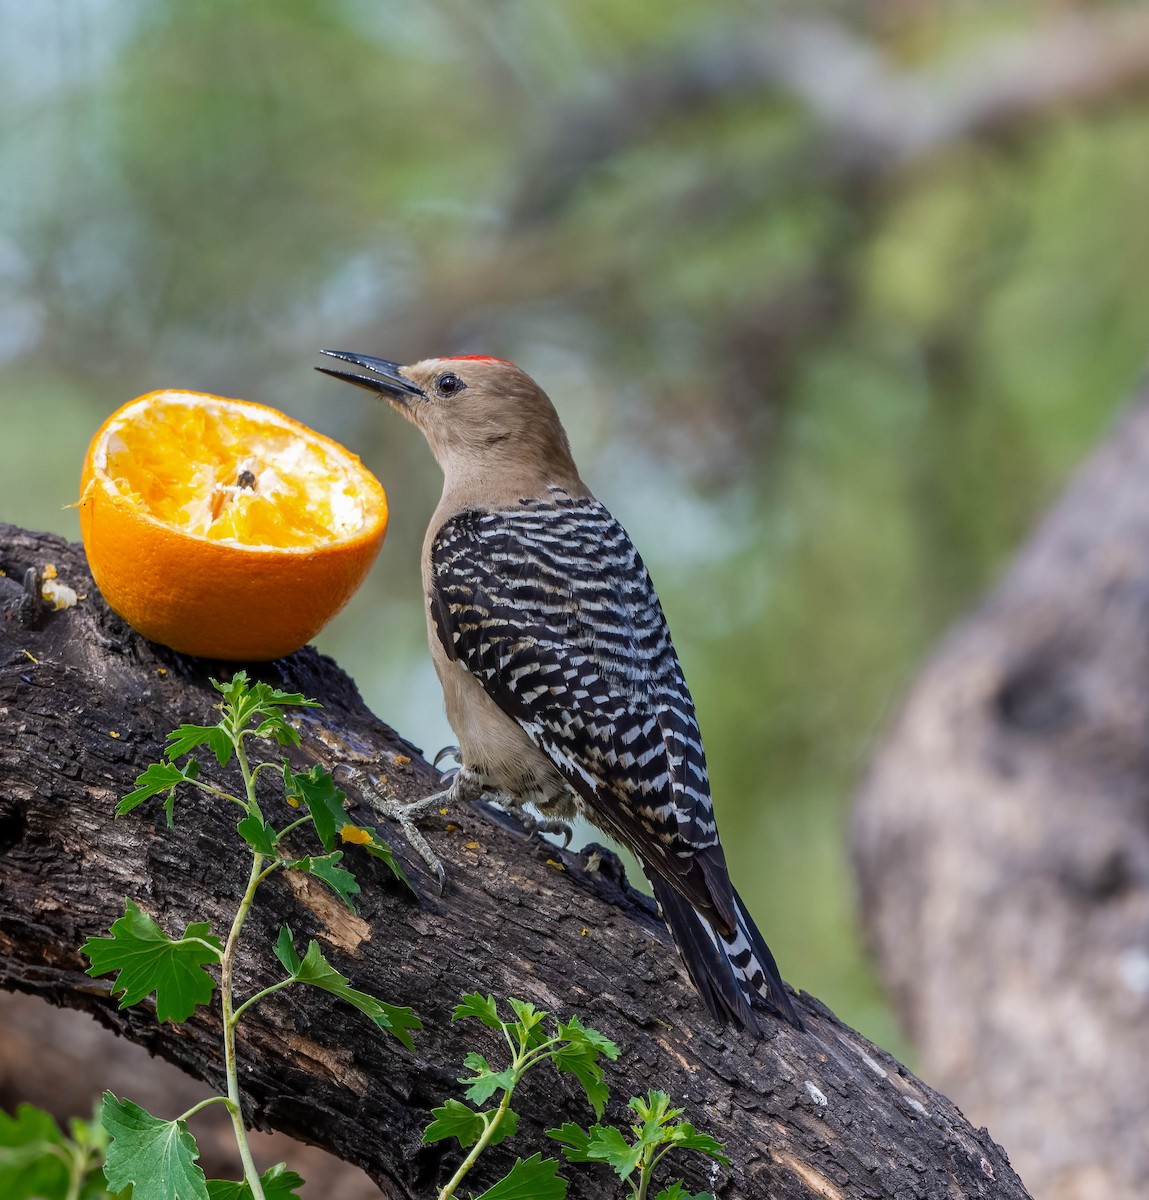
xmin=651 ymin=879 xmax=802 ymax=1033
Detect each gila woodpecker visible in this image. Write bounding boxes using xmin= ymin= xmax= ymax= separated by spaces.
xmin=317 ymin=351 xmax=801 ymax=1034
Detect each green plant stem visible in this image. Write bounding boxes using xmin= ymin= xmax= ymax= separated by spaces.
xmin=437 ymin=1087 xmax=515 ymax=1200
xmin=38 ymin=1142 xmax=86 ymax=1200
xmin=187 ymin=779 xmax=249 ymax=809
xmin=220 ymin=849 xmax=267 ymax=1200
xmin=274 ymin=815 xmax=313 ymax=842
xmin=219 ymin=732 xmax=269 ymax=1200
xmin=634 ymin=1146 xmax=667 ymax=1200
xmin=232 ymin=977 xmax=294 ymax=1023
xmin=184 ymin=935 xmax=228 ymax=957
xmin=634 ymin=1163 xmax=651 ymax=1200
xmin=176 ymin=1094 xmax=234 ymax=1123
xmin=63 ymin=1147 xmax=84 ymax=1200
xmin=437 ymin=1020 xmax=548 ymax=1200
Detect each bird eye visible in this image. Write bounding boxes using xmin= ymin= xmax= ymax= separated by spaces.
xmin=435 ymin=372 xmax=466 ymax=398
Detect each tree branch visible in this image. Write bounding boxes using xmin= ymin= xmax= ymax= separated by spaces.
xmin=853 ymin=382 xmax=1149 ymax=1198
xmin=510 ymin=9 xmax=1149 ymax=225
xmin=0 ymin=521 xmax=1026 ymax=1198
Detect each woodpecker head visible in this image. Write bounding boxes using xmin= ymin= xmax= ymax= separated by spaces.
xmin=317 ymin=351 xmax=580 ymax=492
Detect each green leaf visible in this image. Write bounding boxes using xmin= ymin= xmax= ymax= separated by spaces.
xmin=665 ymin=1124 xmax=728 ymax=1166
xmin=273 ymin=929 xmax=421 ymax=1050
xmin=212 ymin=675 xmax=318 ymax=745
xmin=289 ymin=851 xmax=360 ymax=910
xmin=0 ymin=1103 xmax=123 ymax=1199
xmin=215 ymin=673 xmax=318 ymax=721
xmin=253 ymin=715 xmax=302 ymax=747
xmin=459 ymin=1051 xmax=516 ymax=1105
xmin=548 ymin=1015 xmax=617 ymax=1118
xmin=283 ymin=764 xmax=346 ymax=851
xmin=0 ymin=1102 xmax=66 ymax=1151
xmin=101 ymin=1093 xmax=208 ymax=1200
xmin=118 ymin=760 xmax=201 ymax=817
xmin=214 ymin=672 xmax=264 ymax=725
xmin=205 ymin=1163 xmax=305 ymax=1199
xmin=452 ymin=992 xmax=503 ymax=1030
xmin=237 ymin=812 xmax=278 ymax=854
xmin=487 ymin=1108 xmax=520 ymax=1147
xmin=654 ymin=1186 xmax=713 ymax=1200
xmin=350 ymin=824 xmax=410 ymax=888
xmin=421 ymin=1098 xmax=486 ymax=1148
xmin=551 ymin=1040 xmax=609 ymax=1120
xmin=507 ymin=997 xmax=547 ymax=1046
xmin=507 ymin=997 xmax=543 ymax=1029
xmin=630 ymin=1089 xmax=677 ymax=1125
xmin=212 ymin=671 xmax=251 ymax=707
xmin=272 ymin=925 xmax=302 ymax=974
xmin=557 ymin=1014 xmax=620 ymax=1060
xmin=545 ymin=1122 xmax=593 ymax=1161
xmin=627 ymin=1092 xmax=728 ymax=1168
xmin=553 ymin=1093 xmax=729 ymax=1191
xmin=165 ymin=724 xmax=233 ymax=767
xmin=629 ymin=1089 xmax=676 ymax=1153
xmin=584 ymin=1126 xmax=642 ymax=1179
xmin=82 ymin=899 xmax=222 ymax=1023
xmin=247 ymin=681 xmax=320 ymax=711
xmin=0 ymin=1103 xmax=70 ymax=1198
xmin=471 ymin=1154 xmax=566 ymax=1200
xmin=248 ymin=709 xmax=298 ymax=748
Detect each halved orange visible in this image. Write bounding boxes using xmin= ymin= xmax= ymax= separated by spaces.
xmin=79 ymin=390 xmax=387 ymax=661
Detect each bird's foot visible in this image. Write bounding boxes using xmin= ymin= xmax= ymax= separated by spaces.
xmin=338 ymin=764 xmax=483 ymax=891
xmin=524 ymin=813 xmax=574 ymax=847
xmin=433 ymin=744 xmax=461 ymax=771
xmin=484 ymin=797 xmax=574 ymax=848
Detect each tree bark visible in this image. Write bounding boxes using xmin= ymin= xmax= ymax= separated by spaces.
xmin=0 ymin=522 xmax=1026 ymax=1199
xmin=853 ymin=389 xmax=1149 ymax=1200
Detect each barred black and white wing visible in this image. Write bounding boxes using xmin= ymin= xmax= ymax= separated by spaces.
xmin=429 ymin=489 xmax=800 ymax=1031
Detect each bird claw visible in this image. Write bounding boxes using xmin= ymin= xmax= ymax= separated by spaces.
xmin=530 ymin=815 xmax=574 ymax=847
xmin=488 ymin=799 xmax=574 ymax=848
xmin=337 ymin=764 xmax=482 ymax=889
xmin=433 ymin=744 xmax=461 ymax=770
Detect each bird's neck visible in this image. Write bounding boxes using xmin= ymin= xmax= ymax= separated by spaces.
xmin=434 ymin=458 xmax=591 ymax=519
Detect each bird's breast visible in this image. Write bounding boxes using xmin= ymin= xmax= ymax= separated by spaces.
xmin=431 ymin=648 xmax=578 ymax=817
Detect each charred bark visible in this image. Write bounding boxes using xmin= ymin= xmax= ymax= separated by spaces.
xmin=0 ymin=521 xmax=1024 ymax=1199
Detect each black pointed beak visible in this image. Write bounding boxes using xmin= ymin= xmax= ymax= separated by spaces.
xmin=316 ymin=350 xmax=424 ymax=406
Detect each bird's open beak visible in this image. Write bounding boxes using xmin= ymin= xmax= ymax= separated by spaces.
xmin=316 ymin=350 xmax=424 ymax=408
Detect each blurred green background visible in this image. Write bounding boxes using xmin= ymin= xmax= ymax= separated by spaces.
xmin=3 ymin=0 xmax=1149 ymax=1061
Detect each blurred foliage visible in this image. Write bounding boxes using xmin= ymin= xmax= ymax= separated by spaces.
xmin=3 ymin=0 xmax=1149 ymax=1066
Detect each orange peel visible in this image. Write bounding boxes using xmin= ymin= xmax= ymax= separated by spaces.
xmin=79 ymin=390 xmax=387 ymax=660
